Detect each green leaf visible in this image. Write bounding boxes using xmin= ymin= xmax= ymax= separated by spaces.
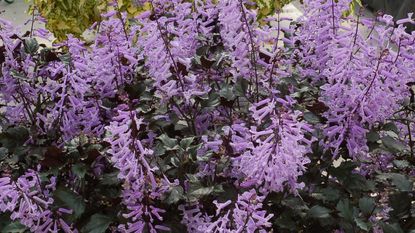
xmin=235 ymin=78 xmax=249 ymax=97
xmin=303 ymin=112 xmax=321 ymax=124
xmin=1 ymin=222 xmax=26 ymax=233
xmin=342 ymin=173 xmax=375 ymax=192
xmin=389 ymin=192 xmax=411 ymax=218
xmin=355 ymin=217 xmax=370 ymax=231
xmin=0 ymin=147 xmax=8 ymax=160
xmin=382 ymin=223 xmax=404 ymax=233
xmin=71 ymin=163 xmax=87 ymax=179
xmin=381 ymin=136 xmax=406 ymax=153
xmin=274 ymin=213 xmax=297 ymax=230
xmin=11 ymin=71 xmax=30 ymax=82
xmin=378 ymin=173 xmax=413 ymax=191
xmin=170 ymin=156 xmax=181 ymax=167
xmin=196 ymin=151 xmax=213 ymax=162
xmin=0 ymin=127 xmax=30 ymax=152
xmin=6 ymin=127 xmax=29 ymax=144
xmin=308 ymin=205 xmax=331 ymax=219
xmin=125 ymin=82 xmax=146 ymax=100
xmin=180 ymin=137 xmax=195 ymax=150
xmin=174 ymin=120 xmax=188 ymax=131
xmin=99 ymin=172 xmax=120 ymax=186
xmin=59 ymin=53 xmax=72 ymax=65
xmin=165 ymin=186 xmax=184 ymax=205
xmin=158 ymin=134 xmax=179 ymax=151
xmin=359 ymin=197 xmax=375 ymax=216
xmin=393 ymin=160 xmax=410 ymax=169
xmin=336 ymin=199 xmax=354 ymax=222
xmin=196 ymin=46 xmax=209 ymax=56
xmin=153 ymin=142 xmax=166 ymax=156
xmin=311 ymin=187 xmax=340 ymax=202
xmin=219 ymin=85 xmax=235 ymax=101
xmin=201 ymin=92 xmax=220 ymax=108
xmin=189 ymin=186 xmax=214 ymax=198
xmin=383 ymin=122 xmax=399 ymax=133
xmin=329 ymin=161 xmax=356 ymax=179
xmin=24 ymin=38 xmax=39 ymax=54
xmin=82 ymin=214 xmax=113 ymax=233
xmin=389 ymin=174 xmax=413 ymax=191
xmin=54 ymin=187 xmax=86 ymax=219
xmin=367 ymin=130 xmax=380 ymax=143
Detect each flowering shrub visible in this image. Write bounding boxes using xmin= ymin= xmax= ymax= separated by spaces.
xmin=0 ymin=0 xmax=414 ymax=232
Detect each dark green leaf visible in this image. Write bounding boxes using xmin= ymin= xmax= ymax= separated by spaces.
xmin=383 ymin=122 xmax=399 ymax=133
xmin=174 ymin=120 xmax=188 ymax=131
xmin=274 ymin=213 xmax=297 ymax=230
xmin=336 ymin=199 xmax=354 ymax=222
xmin=165 ymin=186 xmax=184 ymax=205
xmin=389 ymin=192 xmax=411 ymax=218
xmin=378 ymin=173 xmax=413 ymax=191
xmin=153 ymin=142 xmax=166 ymax=156
xmin=359 ymin=197 xmax=375 ymax=216
xmin=1 ymin=222 xmax=26 ymax=233
xmin=71 ymin=163 xmax=87 ymax=179
xmin=235 ymin=78 xmax=249 ymax=96
xmin=219 ymin=85 xmax=235 ymax=101
xmin=196 ymin=151 xmax=213 ymax=162
xmin=201 ymin=92 xmax=220 ymax=108
xmin=24 ymin=38 xmax=39 ymax=54
xmin=10 ymin=71 xmax=30 ymax=81
xmin=0 ymin=127 xmax=29 ymax=151
xmin=99 ymin=172 xmax=120 ymax=186
xmin=355 ymin=218 xmax=370 ymax=231
xmin=367 ymin=130 xmax=380 ymax=143
xmin=303 ymin=112 xmax=320 ymax=124
xmin=180 ymin=137 xmax=195 ymax=150
xmin=308 ymin=205 xmax=331 ymax=219
xmin=189 ymin=186 xmax=214 ymax=198
xmin=329 ymin=161 xmax=356 ymax=179
xmin=59 ymin=53 xmax=72 ymax=64
xmin=392 ymin=160 xmax=410 ymax=169
xmin=0 ymin=147 xmax=8 ymax=160
xmin=54 ymin=187 xmax=85 ymax=219
xmin=344 ymin=173 xmax=375 ymax=192
xmin=158 ymin=134 xmax=179 ymax=151
xmin=381 ymin=136 xmax=406 ymax=153
xmin=382 ymin=223 xmax=404 ymax=233
xmin=82 ymin=214 xmax=113 ymax=233
xmin=125 ymin=83 xmax=146 ymax=99
xmin=389 ymin=174 xmax=413 ymax=191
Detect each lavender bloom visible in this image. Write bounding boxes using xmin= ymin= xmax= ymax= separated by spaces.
xmin=232 ymin=99 xmax=311 ymax=193
xmin=0 ymin=171 xmax=76 ymax=232
xmin=106 ymin=109 xmax=169 ymax=232
xmin=180 ymin=189 xmax=273 ymax=233
xmin=295 ymin=0 xmax=414 ymax=159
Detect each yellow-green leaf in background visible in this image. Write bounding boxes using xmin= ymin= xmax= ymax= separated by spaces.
xmin=253 ymin=0 xmax=293 ymax=19
xmin=343 ymin=0 xmax=363 ymax=17
xmin=31 ymin=0 xmax=150 ymax=41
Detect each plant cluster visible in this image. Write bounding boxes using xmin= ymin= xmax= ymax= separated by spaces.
xmin=0 ymin=0 xmax=414 ymax=232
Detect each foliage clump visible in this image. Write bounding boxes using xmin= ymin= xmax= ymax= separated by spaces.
xmin=0 ymin=0 xmax=414 ymax=232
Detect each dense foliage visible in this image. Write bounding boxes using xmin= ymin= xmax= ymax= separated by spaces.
xmin=0 ymin=0 xmax=414 ymax=232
